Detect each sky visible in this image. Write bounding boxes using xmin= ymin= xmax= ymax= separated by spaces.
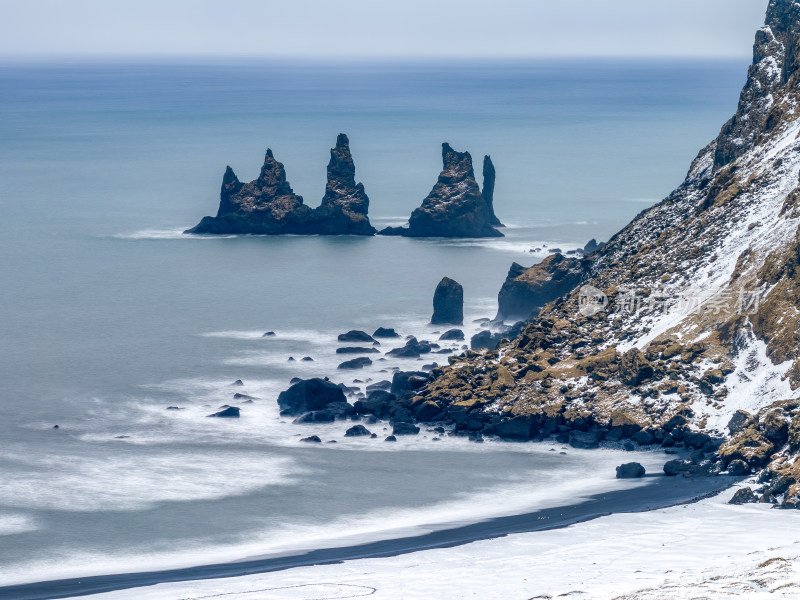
xmin=0 ymin=0 xmax=769 ymax=59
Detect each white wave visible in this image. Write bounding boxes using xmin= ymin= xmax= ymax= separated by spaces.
xmin=0 ymin=514 xmax=38 ymax=536
xmin=109 ymin=228 xmax=236 ymax=240
xmin=0 ymin=450 xmax=302 ymax=512
xmin=201 ymin=329 xmax=332 ymax=343
xmin=0 ymin=446 xmax=669 ymax=588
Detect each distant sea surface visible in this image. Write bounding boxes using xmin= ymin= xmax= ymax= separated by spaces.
xmin=0 ymin=58 xmax=746 ymax=585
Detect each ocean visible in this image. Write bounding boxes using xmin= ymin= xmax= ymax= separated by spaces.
xmin=0 ymin=58 xmax=747 ymax=586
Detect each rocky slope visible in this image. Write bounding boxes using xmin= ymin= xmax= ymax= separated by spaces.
xmin=185 ymin=135 xmax=375 ymax=235
xmin=404 ymin=0 xmax=800 ymax=506
xmin=379 ymin=143 xmax=503 ymax=238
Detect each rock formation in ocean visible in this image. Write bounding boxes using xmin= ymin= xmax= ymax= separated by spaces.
xmin=482 ymin=155 xmax=503 ymax=227
xmin=495 ymin=254 xmax=592 ymax=322
xmin=371 ymin=0 xmax=800 ymax=506
xmin=378 ymin=143 xmax=503 ymax=238
xmin=431 ymin=276 xmax=464 ymax=325
xmin=312 ymin=133 xmax=376 ymax=235
xmin=185 ymin=135 xmax=375 ymax=235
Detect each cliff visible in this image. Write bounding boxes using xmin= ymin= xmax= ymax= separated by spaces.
xmin=407 ymin=0 xmax=800 ymax=506
xmin=185 ymin=135 xmax=375 ymax=235
xmin=379 ymin=143 xmax=503 ymax=238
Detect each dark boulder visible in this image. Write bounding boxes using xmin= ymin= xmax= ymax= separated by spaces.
xmin=345 ymin=424 xmax=372 ymax=437
xmin=729 ymin=487 xmax=758 ymax=504
xmin=336 ymin=346 xmax=380 ymax=354
xmin=300 ymin=435 xmax=322 ymax=443
xmin=439 ymin=328 xmax=465 ymax=341
xmin=663 ymin=459 xmax=693 ymax=476
xmin=293 ymin=411 xmax=336 ymax=424
xmin=632 ymin=429 xmax=655 ymax=446
xmin=387 ymin=337 xmax=435 ymax=358
xmin=233 ymin=393 xmax=258 ymax=401
xmin=262 ymin=331 xmax=276 ymax=337
xmin=616 ymin=462 xmax=646 ymax=479
xmin=338 ymin=357 xmax=373 ymax=369
xmin=392 ymin=421 xmax=420 ymax=436
xmin=414 ymin=400 xmax=442 ymax=421
xmin=390 ymin=371 xmax=430 ymax=397
xmin=338 ymin=330 xmax=375 ymax=343
xmin=373 ymin=327 xmax=400 ymax=338
xmin=431 ymin=277 xmax=464 ymax=325
xmin=470 ymin=322 xmax=524 ymax=351
xmin=727 ymin=459 xmax=751 ymax=476
xmin=385 ymin=435 xmax=397 ymax=442
xmin=277 ymin=378 xmax=347 ymax=416
xmin=569 ymin=430 xmax=601 ymax=449
xmin=495 ymin=255 xmax=591 ymax=322
xmin=492 ymin=416 xmax=537 ymax=440
xmin=208 ymin=406 xmax=240 ymax=418
xmin=354 ymin=390 xmax=398 ymax=418
xmin=231 ymin=380 xmax=244 ymax=386
xmin=366 ymin=380 xmax=391 ymax=392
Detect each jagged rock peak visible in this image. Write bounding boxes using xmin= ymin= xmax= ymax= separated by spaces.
xmin=714 ymin=0 xmax=800 ymax=169
xmin=399 ymin=142 xmax=503 ymax=238
xmin=317 ymin=133 xmax=376 ymax=235
xmin=482 ymin=155 xmax=503 ymax=227
xmin=186 ymin=137 xmax=376 ymax=236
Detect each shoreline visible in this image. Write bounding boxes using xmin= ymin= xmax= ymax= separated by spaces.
xmin=0 ymin=474 xmax=739 ymax=600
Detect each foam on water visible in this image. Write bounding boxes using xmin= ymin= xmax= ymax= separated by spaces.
xmin=108 ymin=228 xmax=239 ymax=240
xmin=0 ymin=514 xmax=38 ymax=536
xmin=0 ymin=445 xmax=669 ymax=587
xmin=0 ymin=448 xmax=301 ymax=511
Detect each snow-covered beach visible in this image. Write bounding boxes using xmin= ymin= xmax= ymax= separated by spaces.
xmin=47 ymin=483 xmax=800 ymax=600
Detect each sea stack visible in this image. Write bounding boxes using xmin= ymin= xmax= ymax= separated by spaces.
xmin=379 ymin=143 xmax=503 ymax=238
xmin=186 ymin=149 xmax=313 ymax=235
xmin=431 ymin=277 xmax=464 ymax=325
xmin=482 ymin=155 xmax=503 ymax=227
xmin=313 ymin=133 xmax=376 ymax=235
xmin=185 ymin=135 xmax=376 ymax=236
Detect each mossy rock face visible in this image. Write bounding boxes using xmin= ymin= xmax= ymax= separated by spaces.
xmin=719 ymin=426 xmax=775 ymax=468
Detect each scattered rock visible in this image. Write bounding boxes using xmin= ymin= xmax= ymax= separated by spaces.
xmin=300 ymin=435 xmax=322 ymax=443
xmin=345 ymin=425 xmax=372 ymax=437
xmin=338 ymin=330 xmax=375 ymax=343
xmin=439 ymin=328 xmax=465 ymax=341
xmin=385 ymin=435 xmax=397 ymax=442
xmin=373 ymin=327 xmax=400 ymax=338
xmin=336 ymin=346 xmax=380 ymax=354
xmin=262 ymin=331 xmax=276 ymax=337
xmin=616 ymin=462 xmax=646 ymax=479
xmin=729 ymin=487 xmax=758 ymax=504
xmin=338 ymin=357 xmax=373 ymax=369
xmin=569 ymin=430 xmax=601 ymax=449
xmin=277 ymin=378 xmax=347 ymax=416
xmin=431 ymin=277 xmax=464 ymax=325
xmin=392 ymin=421 xmax=421 ymax=436
xmin=208 ymin=406 xmax=240 ymax=418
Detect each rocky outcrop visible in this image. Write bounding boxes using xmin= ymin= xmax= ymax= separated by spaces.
xmin=185 ymin=135 xmax=375 ymax=235
xmin=431 ymin=277 xmax=464 ymax=325
xmin=277 ymin=378 xmax=347 ymax=416
xmin=392 ymin=0 xmax=800 ymax=502
xmin=495 ymin=254 xmax=592 ymax=322
xmin=312 ymin=133 xmax=376 ymax=235
xmin=482 ymin=155 xmax=503 ymax=227
xmin=379 ymin=144 xmax=503 ymax=238
xmin=714 ymin=0 xmax=800 ymax=169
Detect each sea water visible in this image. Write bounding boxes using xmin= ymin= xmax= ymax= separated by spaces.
xmin=0 ymin=58 xmax=746 ymax=584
